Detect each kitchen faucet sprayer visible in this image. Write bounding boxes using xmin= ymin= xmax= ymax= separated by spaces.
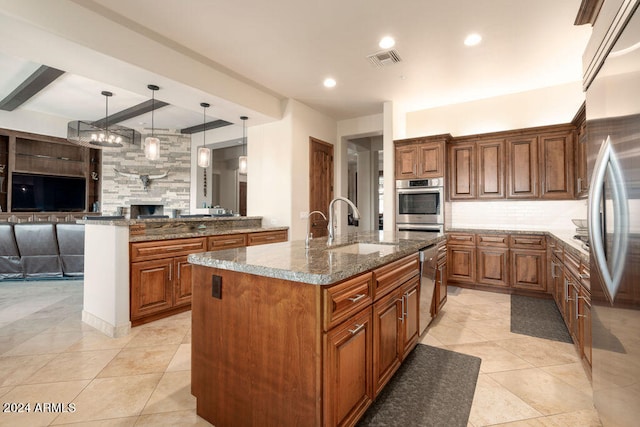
xmin=305 ymin=210 xmax=327 ymax=249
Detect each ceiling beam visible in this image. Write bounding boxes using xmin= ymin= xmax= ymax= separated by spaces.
xmin=0 ymin=65 xmax=65 ymax=111
xmin=180 ymin=119 xmax=232 ymax=134
xmin=91 ymin=99 xmax=169 ymax=127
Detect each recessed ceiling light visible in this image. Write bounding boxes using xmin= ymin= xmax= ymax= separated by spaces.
xmin=323 ymin=78 xmax=336 ymax=88
xmin=379 ymin=36 xmax=395 ymax=49
xmin=464 ymin=33 xmax=482 ymax=47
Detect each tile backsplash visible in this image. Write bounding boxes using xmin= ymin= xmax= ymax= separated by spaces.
xmin=449 ymin=200 xmax=588 ymax=232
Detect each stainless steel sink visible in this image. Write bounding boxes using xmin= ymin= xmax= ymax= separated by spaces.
xmin=327 ymin=242 xmax=396 ymax=256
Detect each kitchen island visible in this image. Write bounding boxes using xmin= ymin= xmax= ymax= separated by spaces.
xmin=187 ymin=230 xmax=444 ymax=427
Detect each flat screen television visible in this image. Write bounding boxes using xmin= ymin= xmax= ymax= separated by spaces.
xmin=11 ymin=173 xmax=86 ymax=212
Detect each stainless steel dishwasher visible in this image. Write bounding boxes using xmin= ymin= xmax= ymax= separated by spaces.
xmin=419 ymin=244 xmax=438 ymax=334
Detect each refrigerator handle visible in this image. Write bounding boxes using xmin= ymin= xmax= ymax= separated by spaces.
xmin=587 ymin=136 xmax=629 ymax=303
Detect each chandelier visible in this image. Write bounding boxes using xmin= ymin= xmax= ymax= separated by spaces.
xmin=67 ymin=91 xmax=140 ymax=148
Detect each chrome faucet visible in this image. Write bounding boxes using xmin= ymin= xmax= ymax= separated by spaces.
xmin=327 ymin=197 xmax=360 ymax=245
xmin=305 ymin=210 xmax=327 ymax=249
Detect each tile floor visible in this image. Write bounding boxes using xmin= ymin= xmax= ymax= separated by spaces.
xmin=0 ymin=280 xmax=601 ymax=426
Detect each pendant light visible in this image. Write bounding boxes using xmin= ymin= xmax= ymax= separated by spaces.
xmin=197 ymin=102 xmax=211 ymax=168
xmin=238 ymin=116 xmax=248 ymax=174
xmin=144 ymin=84 xmax=160 ymax=160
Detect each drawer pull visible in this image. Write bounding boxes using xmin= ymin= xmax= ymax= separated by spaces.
xmin=580 ymin=273 xmax=589 ymax=279
xmin=347 ymin=294 xmax=366 ymax=303
xmin=348 ymin=323 xmax=365 ymax=335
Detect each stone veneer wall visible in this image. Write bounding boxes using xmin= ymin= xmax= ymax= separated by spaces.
xmin=100 ymin=133 xmax=191 ymax=216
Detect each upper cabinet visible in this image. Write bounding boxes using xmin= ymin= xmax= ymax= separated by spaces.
xmin=394 ymin=135 xmax=449 ymax=180
xmin=446 ymin=123 xmax=577 ymax=201
xmin=573 ymin=103 xmax=588 ymax=199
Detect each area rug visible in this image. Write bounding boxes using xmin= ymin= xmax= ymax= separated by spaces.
xmin=357 ymin=344 xmax=481 ymax=427
xmin=510 ymin=294 xmax=573 ymax=343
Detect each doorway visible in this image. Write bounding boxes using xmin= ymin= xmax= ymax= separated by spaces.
xmin=309 ymin=137 xmax=333 ymax=237
xmin=347 ymin=136 xmax=384 ymax=231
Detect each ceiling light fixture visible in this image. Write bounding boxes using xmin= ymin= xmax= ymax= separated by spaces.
xmin=144 ymin=84 xmax=160 ymax=161
xmin=379 ymin=36 xmax=395 ymax=49
xmin=197 ymin=102 xmax=211 ymax=168
xmin=238 ymin=116 xmax=248 ymax=174
xmin=67 ymin=91 xmax=141 ymax=148
xmin=464 ymin=33 xmax=482 ymax=47
xmin=323 ymin=78 xmax=337 ymax=88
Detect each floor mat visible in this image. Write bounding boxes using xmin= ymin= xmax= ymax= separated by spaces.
xmin=510 ymin=294 xmax=573 ymax=343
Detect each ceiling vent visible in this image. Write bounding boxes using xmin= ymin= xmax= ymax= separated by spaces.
xmin=367 ymin=49 xmax=402 ymax=67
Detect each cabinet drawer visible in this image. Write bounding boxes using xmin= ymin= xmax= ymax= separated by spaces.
xmin=323 ymin=272 xmax=373 ymax=331
xmin=447 ymin=233 xmax=475 ymax=247
xmin=564 ymin=250 xmax=581 ymax=279
xmin=247 ymin=230 xmax=288 ymax=246
xmin=208 ymin=233 xmax=247 ymax=250
xmin=510 ymin=234 xmax=546 ymax=249
xmin=372 ymin=254 xmax=419 ymax=300
xmin=476 ymin=233 xmax=509 ymax=247
xmin=130 ymin=237 xmax=207 ymax=262
xmin=437 ymin=241 xmax=447 ymax=262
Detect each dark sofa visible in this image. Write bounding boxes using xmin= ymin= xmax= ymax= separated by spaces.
xmin=0 ymin=223 xmax=84 ymax=279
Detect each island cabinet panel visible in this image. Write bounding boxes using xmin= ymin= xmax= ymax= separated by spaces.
xmin=323 ymin=273 xmax=373 ymax=331
xmin=435 ymin=241 xmax=448 ymax=313
xmin=507 ymin=136 xmax=539 ymax=199
xmin=207 ymin=233 xmax=246 ymax=250
xmin=539 ymin=132 xmax=574 ymax=199
xmin=372 ymin=289 xmax=402 ymax=395
xmin=372 ymin=253 xmax=420 ymax=300
xmin=130 ymin=258 xmax=173 ymax=319
xmin=477 ymin=139 xmax=505 ymax=199
xmin=324 ymin=307 xmax=373 ymax=427
xmin=247 ymin=229 xmax=288 ymax=245
xmin=191 ymin=266 xmax=323 ymax=427
xmin=130 ymin=237 xmax=206 ymax=262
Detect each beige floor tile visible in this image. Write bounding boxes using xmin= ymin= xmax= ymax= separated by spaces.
xmin=468 ymin=374 xmax=543 ymax=426
xmin=0 ymin=353 xmax=57 ymax=386
xmin=426 ymin=321 xmax=490 ymax=346
xmin=51 ymin=417 xmax=137 ymax=426
xmin=141 ymin=370 xmax=195 ymax=414
xmin=543 ymin=408 xmax=602 ymax=426
xmin=467 ymin=318 xmax=522 ymax=342
xmin=125 ymin=325 xmax=189 ymax=349
xmin=166 ymin=344 xmax=191 ymax=372
xmin=0 ymin=380 xmax=89 ymax=427
xmin=0 ymin=385 xmax=13 ymax=398
xmin=3 ymin=331 xmax=85 ymax=356
xmin=419 ymin=331 xmax=447 ymax=348
xmin=489 ymin=367 xmax=594 ymax=415
xmin=181 ymin=328 xmax=192 ymax=344
xmin=493 ymin=336 xmax=580 ymax=367
xmin=542 ymin=363 xmax=593 ymax=398
xmin=97 ymin=345 xmax=178 ymax=378
xmin=135 ymin=409 xmax=213 ymax=426
xmin=25 ymin=349 xmax=120 ymax=384
xmin=446 ymin=341 xmax=534 ymax=374
xmin=51 ymin=373 xmax=162 ymax=424
xmin=65 ymin=330 xmax=137 ymax=352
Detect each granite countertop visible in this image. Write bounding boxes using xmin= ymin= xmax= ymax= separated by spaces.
xmin=77 ymin=215 xmax=264 ymax=226
xmin=188 ymin=230 xmax=445 ymax=285
xmin=129 ymin=226 xmax=289 ymax=242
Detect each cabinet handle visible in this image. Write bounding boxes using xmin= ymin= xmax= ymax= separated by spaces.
xmin=347 ymin=294 xmax=366 ymax=303
xmin=577 ymin=177 xmax=582 ymax=194
xmin=169 ymin=264 xmax=173 ymax=282
xmin=403 ymin=292 xmax=410 ymax=319
xmin=551 ymin=262 xmax=557 ymax=279
xmin=177 ymin=264 xmax=180 ymax=281
xmin=580 ymin=273 xmax=589 ymax=279
xmin=348 ymin=323 xmax=365 ymax=335
xmin=397 ymin=297 xmax=405 ymax=322
xmin=564 ymin=278 xmax=570 ymax=302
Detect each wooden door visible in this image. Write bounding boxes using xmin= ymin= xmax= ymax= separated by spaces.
xmin=130 ymin=258 xmax=173 ymax=320
xmin=372 ymin=290 xmax=402 ymax=395
xmin=477 ymin=247 xmax=509 ymax=287
xmin=507 ymin=136 xmax=538 ymax=198
xmin=173 ymin=256 xmax=193 ymax=307
xmin=417 ymin=142 xmax=444 ymax=178
xmin=477 ymin=139 xmax=505 ymax=199
xmin=324 ymin=307 xmax=373 ymax=427
xmin=309 ymin=137 xmax=333 ymax=238
xmin=539 ymin=132 xmax=574 ymax=199
xmin=395 ymin=146 xmax=418 ymax=179
xmin=511 ymin=249 xmax=546 ymax=292
xmin=449 ymin=142 xmax=476 ymax=200
xmin=401 ymin=276 xmax=420 ymax=355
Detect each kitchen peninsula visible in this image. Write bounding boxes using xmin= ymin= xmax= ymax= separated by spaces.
xmin=187 ymin=230 xmax=445 ymax=427
xmin=81 ymin=216 xmax=288 ymax=338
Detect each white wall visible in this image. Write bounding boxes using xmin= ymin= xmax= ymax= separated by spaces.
xmin=406 ymin=82 xmax=585 ymax=137
xmin=0 ymin=110 xmax=68 ymax=138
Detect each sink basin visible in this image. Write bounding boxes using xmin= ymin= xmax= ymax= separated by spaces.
xmin=327 ymin=243 xmax=396 ymax=256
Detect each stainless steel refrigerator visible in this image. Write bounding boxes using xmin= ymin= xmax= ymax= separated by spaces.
xmin=585 ymin=1 xmax=640 ymax=425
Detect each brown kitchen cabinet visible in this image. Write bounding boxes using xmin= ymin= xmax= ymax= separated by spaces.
xmin=510 ymin=234 xmax=546 ymax=292
xmin=539 ymin=131 xmax=574 ymax=199
xmin=506 ymin=136 xmax=539 ymax=199
xmin=447 ymin=233 xmax=476 ymax=284
xmin=130 ymin=258 xmax=173 ymax=320
xmin=208 ymin=233 xmax=247 ymax=250
xmin=247 ymin=229 xmax=288 ymax=245
xmin=394 ymin=136 xmax=448 ymax=180
xmin=476 ymin=233 xmax=509 ymax=288
xmin=573 ymin=103 xmax=589 ymax=199
xmin=449 ymin=142 xmax=476 ymax=200
xmin=477 ymin=139 xmax=506 ymax=199
xmin=435 ymin=240 xmax=448 ymax=313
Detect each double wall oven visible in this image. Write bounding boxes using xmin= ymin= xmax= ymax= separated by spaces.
xmin=396 ymin=178 xmax=444 ymax=232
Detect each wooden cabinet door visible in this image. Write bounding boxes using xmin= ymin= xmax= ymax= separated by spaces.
xmin=477 ymin=247 xmax=509 ymax=287
xmin=447 ymin=245 xmax=476 ymax=284
xmin=130 ymin=258 xmax=173 ymax=320
xmin=539 ymin=132 xmax=574 ymax=199
xmin=324 ymin=308 xmax=373 ymax=427
xmin=580 ymin=289 xmax=592 ymax=367
xmin=437 ymin=261 xmax=447 ymax=312
xmin=511 ymin=249 xmax=546 ymax=292
xmin=417 ymin=142 xmax=444 ymax=178
xmin=477 ymin=139 xmax=505 ymax=199
xmin=507 ymin=136 xmax=538 ymax=198
xmin=173 ymin=256 xmax=193 ymax=307
xmin=449 ymin=143 xmax=476 ymax=200
xmin=550 ymin=255 xmax=564 ymax=314
xmin=401 ymin=277 xmax=420 ymax=356
xmin=395 ymin=146 xmax=418 ymax=179
xmin=372 ymin=290 xmax=402 ymax=396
